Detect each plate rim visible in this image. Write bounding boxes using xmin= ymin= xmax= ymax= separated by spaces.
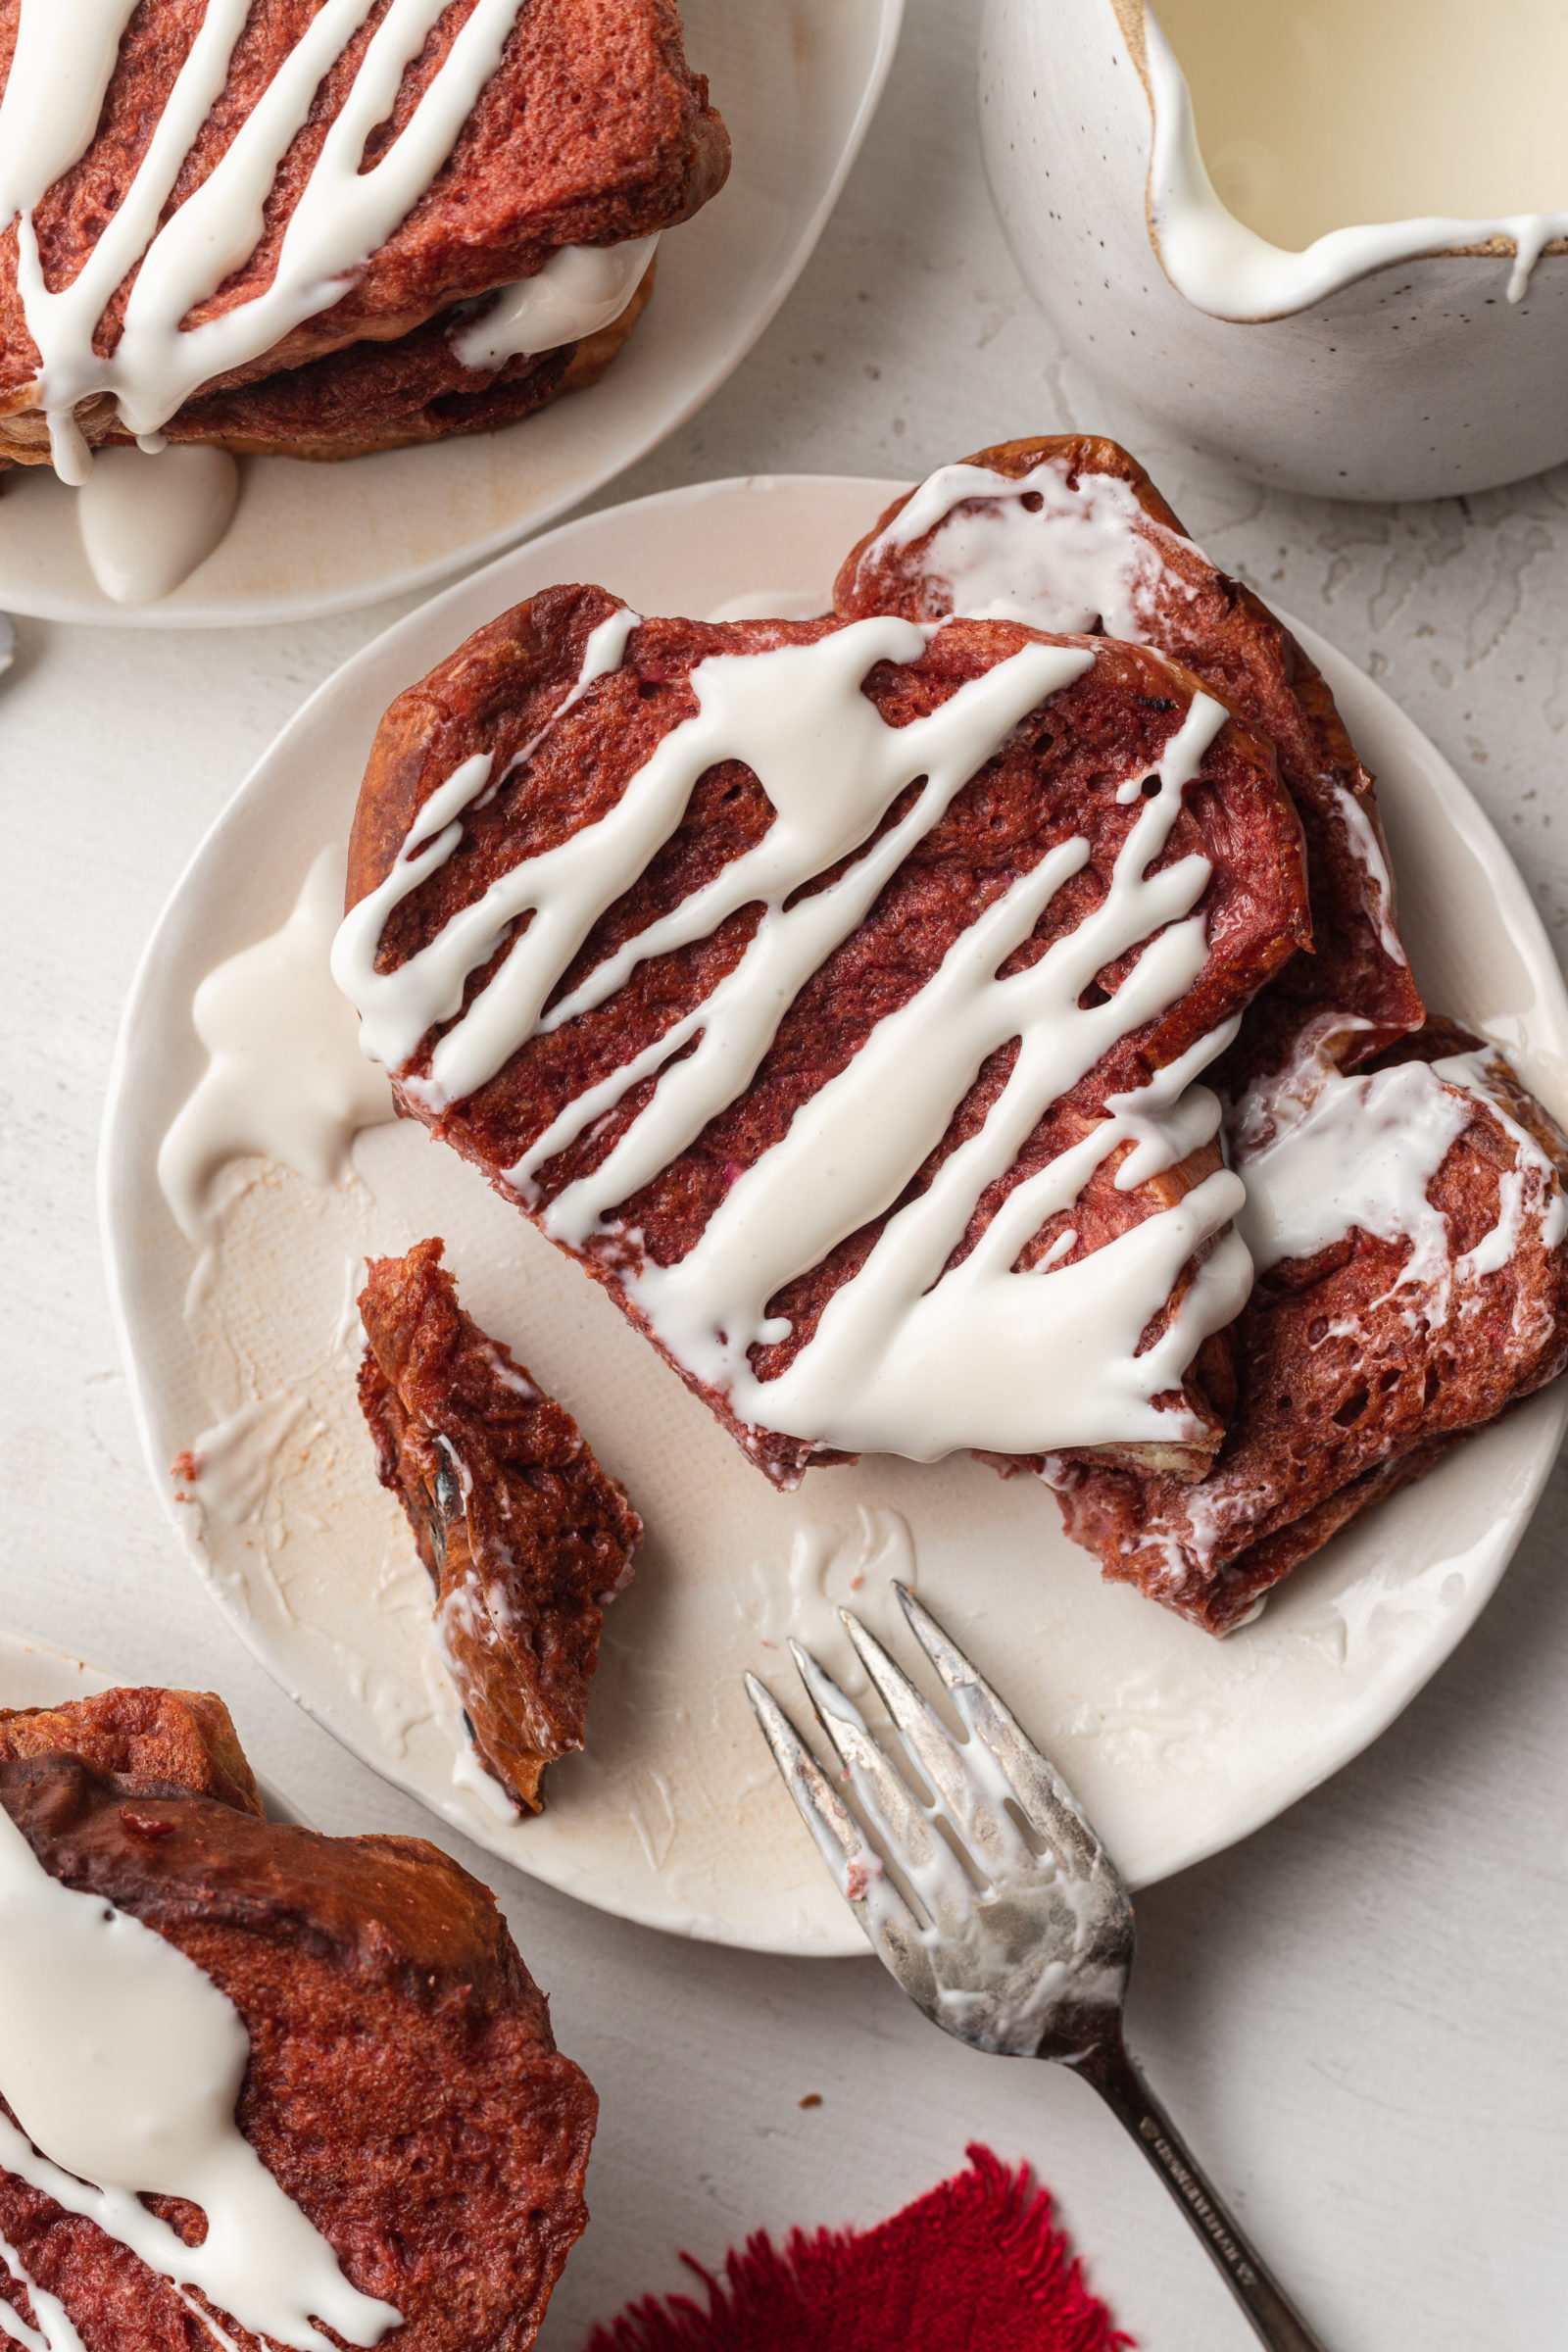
xmin=99 ymin=470 xmax=1568 ymax=1948
xmin=0 ymin=0 xmax=905 ymax=631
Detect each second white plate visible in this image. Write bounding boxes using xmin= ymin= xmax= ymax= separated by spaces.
xmin=0 ymin=0 xmax=901 ymax=628
xmin=102 ymin=474 xmax=1568 ymax=1953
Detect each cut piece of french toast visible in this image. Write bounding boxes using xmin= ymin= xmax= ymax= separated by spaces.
xmin=359 ymin=1237 xmax=642 ymax=1813
xmin=1039 ymin=1023 xmax=1568 ymax=1630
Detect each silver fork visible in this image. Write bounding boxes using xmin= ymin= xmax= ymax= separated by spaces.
xmin=746 ymin=1585 xmax=1329 ymax=2352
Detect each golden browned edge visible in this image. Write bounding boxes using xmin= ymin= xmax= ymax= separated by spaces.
xmin=0 ymin=297 xmax=439 ymax=458
xmin=0 ymin=1687 xmax=265 ymax=1815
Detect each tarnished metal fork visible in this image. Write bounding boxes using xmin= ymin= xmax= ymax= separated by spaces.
xmin=746 ymin=1586 xmax=1329 ymax=2352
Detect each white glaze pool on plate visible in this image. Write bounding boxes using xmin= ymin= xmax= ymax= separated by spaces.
xmin=0 ymin=0 xmax=902 ymax=627
xmin=101 ymin=476 xmax=1568 ymax=1956
xmin=76 ymin=446 xmax=240 ymax=608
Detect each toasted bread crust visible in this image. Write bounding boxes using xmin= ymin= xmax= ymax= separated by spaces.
xmin=0 ymin=1685 xmax=263 ymax=1815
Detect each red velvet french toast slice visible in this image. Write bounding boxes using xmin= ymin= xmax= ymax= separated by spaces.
xmin=336 ymin=587 xmax=1312 ymax=1487
xmin=359 ymin=1237 xmax=642 ymax=1813
xmin=0 ymin=1689 xmax=596 ymax=2349
xmin=0 ymin=0 xmax=727 ymax=468
xmin=1041 ymin=1023 xmax=1568 ymax=1630
xmin=834 ymin=435 xmax=1426 ymax=1090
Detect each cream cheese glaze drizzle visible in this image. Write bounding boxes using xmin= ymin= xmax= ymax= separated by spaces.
xmin=1443 ymin=1048 xmax=1568 ymax=1276
xmin=866 ymin=458 xmax=1410 ymax=1010
xmin=0 ymin=1 xmax=141 ymax=233
xmin=0 ymin=0 xmax=611 ymax=481
xmin=1233 ymin=1057 xmax=1472 ymax=1287
xmin=0 ymin=2225 xmax=84 ymax=2352
xmin=1329 ymin=781 xmax=1406 ymax=969
xmin=870 ymin=459 xmax=1173 ymax=638
xmin=1231 ymin=1042 xmax=1568 ymax=1316
xmin=0 ymin=1801 xmax=400 ymax=2348
xmin=335 ymin=617 xmax=1254 ymax=1458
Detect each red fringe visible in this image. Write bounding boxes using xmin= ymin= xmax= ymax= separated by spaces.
xmin=583 ymin=2143 xmax=1133 ymax=2352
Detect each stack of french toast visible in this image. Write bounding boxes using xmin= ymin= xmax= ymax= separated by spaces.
xmin=0 ymin=0 xmax=727 ymax=471
xmin=334 ymin=435 xmax=1568 ymax=1700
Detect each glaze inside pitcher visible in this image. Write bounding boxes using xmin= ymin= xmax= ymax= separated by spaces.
xmin=1139 ymin=0 xmax=1568 ymax=319
xmin=1157 ymin=0 xmax=1568 ymax=251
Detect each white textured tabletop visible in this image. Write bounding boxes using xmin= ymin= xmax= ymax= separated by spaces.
xmin=4 ymin=5 xmax=1564 ymax=2344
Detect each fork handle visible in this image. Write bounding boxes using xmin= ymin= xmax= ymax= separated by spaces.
xmin=1074 ymin=2029 xmax=1330 ymax=2351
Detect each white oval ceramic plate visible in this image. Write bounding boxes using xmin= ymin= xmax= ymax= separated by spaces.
xmin=0 ymin=1626 xmax=301 ymax=1822
xmin=0 ymin=0 xmax=900 ymax=629
xmin=102 ymin=474 xmax=1568 ymax=1955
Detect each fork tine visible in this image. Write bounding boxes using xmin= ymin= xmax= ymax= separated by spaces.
xmin=788 ymin=1640 xmax=976 ymax=1933
xmin=743 ymin=1672 xmax=923 ymax=1954
xmin=893 ymin=1585 xmax=1105 ymax=1872
xmin=838 ymin=1609 xmax=1037 ymax=1882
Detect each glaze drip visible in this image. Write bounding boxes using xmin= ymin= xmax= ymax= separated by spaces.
xmin=76 ymin=444 xmax=239 ymax=605
xmin=451 ymin=235 xmax=659 ymax=371
xmin=160 ymin=846 xmax=396 ymax=1248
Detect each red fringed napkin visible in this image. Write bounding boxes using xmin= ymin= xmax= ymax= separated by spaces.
xmin=584 ymin=2143 xmax=1132 ymax=2352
